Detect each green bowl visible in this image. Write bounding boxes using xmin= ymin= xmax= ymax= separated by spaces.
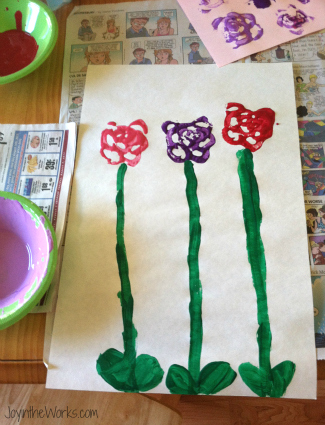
xmin=0 ymin=0 xmax=58 ymax=84
xmin=0 ymin=191 xmax=58 ymax=330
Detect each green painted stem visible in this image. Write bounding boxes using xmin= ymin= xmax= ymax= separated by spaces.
xmin=236 ymin=149 xmax=271 ymax=373
xmin=184 ymin=160 xmax=203 ymax=383
xmin=116 ymin=163 xmax=137 ymax=365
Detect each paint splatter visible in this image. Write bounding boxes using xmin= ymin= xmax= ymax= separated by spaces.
xmin=0 ymin=11 xmax=39 ymax=76
xmin=252 ymin=0 xmax=272 ymax=9
xmin=277 ymin=9 xmax=310 ymax=35
xmin=162 ymin=117 xmax=237 ymax=395
xmin=222 ymin=105 xmax=296 ymax=398
xmin=199 ymin=0 xmax=224 ymax=13
xmin=222 ymin=103 xmax=275 ymax=152
xmin=212 ymin=12 xmax=263 ymax=49
xmin=97 ymin=121 xmax=164 ymax=393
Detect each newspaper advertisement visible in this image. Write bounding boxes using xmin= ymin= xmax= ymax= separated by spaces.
xmin=59 ymin=1 xmax=325 ymax=354
xmin=0 ymin=123 xmax=76 ymax=312
xmin=245 ymin=31 xmax=325 ymax=356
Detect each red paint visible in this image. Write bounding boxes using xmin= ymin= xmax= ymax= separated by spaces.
xmin=100 ymin=120 xmax=149 ymax=167
xmin=0 ymin=11 xmax=38 ymax=77
xmin=222 ymin=102 xmax=275 ymax=152
xmin=15 ymin=10 xmax=22 ymax=31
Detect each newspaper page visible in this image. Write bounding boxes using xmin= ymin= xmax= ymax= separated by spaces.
xmin=0 ymin=123 xmax=76 ymax=312
xmin=59 ymin=0 xmax=220 ymax=125
xmin=245 ymin=31 xmax=325 ymax=358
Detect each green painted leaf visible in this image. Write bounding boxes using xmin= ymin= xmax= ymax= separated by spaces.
xmin=239 ymin=361 xmax=296 ymax=397
xmin=97 ymin=350 xmax=164 ymax=393
xmin=199 ymin=361 xmax=237 ymax=395
xmin=166 ymin=364 xmax=198 ymax=394
xmin=97 ymin=348 xmax=124 ymax=372
xmin=134 ymin=354 xmax=164 ymax=392
xmin=96 ymin=348 xmax=136 ymax=392
xmin=270 ymin=361 xmax=296 ymax=398
xmin=239 ymin=362 xmax=271 ymax=397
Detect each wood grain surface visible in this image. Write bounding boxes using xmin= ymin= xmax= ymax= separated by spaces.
xmin=0 ymin=384 xmax=324 ymax=425
xmin=0 ymin=1 xmax=325 ymax=423
xmin=0 ymin=385 xmax=182 ymax=425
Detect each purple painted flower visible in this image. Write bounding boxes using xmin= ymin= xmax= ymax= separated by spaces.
xmin=277 ymin=9 xmax=309 ymax=35
xmin=162 ymin=116 xmax=215 ymax=164
xmin=212 ymin=12 xmax=263 ymax=49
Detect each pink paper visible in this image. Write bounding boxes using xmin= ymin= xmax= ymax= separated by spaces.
xmin=177 ymin=0 xmax=325 ymax=67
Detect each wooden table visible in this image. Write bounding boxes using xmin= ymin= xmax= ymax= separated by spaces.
xmin=0 ymin=1 xmax=325 ymax=423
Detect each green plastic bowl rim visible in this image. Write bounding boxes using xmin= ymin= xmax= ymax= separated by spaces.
xmin=0 ymin=191 xmax=58 ymax=330
xmin=0 ymin=0 xmax=59 ymax=85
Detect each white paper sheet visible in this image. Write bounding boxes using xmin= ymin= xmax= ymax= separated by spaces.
xmin=47 ymin=63 xmax=316 ymax=398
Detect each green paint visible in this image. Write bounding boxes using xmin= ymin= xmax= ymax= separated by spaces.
xmin=237 ymin=149 xmax=295 ymax=397
xmin=3 ymin=300 xmax=19 ymax=314
xmin=97 ymin=163 xmax=164 ymax=392
xmin=166 ymin=161 xmax=237 ymax=395
xmin=185 ymin=159 xmax=203 ymax=383
xmin=24 ymin=277 xmax=38 ymax=300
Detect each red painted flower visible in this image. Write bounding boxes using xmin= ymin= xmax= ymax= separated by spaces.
xmin=100 ymin=120 xmax=149 ymax=167
xmin=222 ymin=103 xmax=275 ymax=152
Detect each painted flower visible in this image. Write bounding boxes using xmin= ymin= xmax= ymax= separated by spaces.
xmin=212 ymin=12 xmax=263 ymax=49
xmin=97 ymin=119 xmax=164 ymax=393
xmin=100 ymin=119 xmax=149 ymax=167
xmin=162 ymin=116 xmax=236 ymax=395
xmin=277 ymin=10 xmax=309 ymax=35
xmin=222 ymin=102 xmax=275 ymax=152
xmin=161 ymin=116 xmax=216 ymax=164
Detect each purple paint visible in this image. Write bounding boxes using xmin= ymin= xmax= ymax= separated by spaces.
xmin=252 ymin=0 xmax=271 ymax=9
xmin=277 ymin=9 xmax=309 ymax=35
xmin=199 ymin=0 xmax=224 ymax=12
xmin=161 ymin=116 xmax=216 ymax=164
xmin=0 ymin=197 xmax=51 ymax=310
xmin=212 ymin=12 xmax=263 ymax=49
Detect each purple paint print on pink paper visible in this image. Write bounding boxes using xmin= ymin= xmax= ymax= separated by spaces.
xmin=277 ymin=9 xmax=310 ymax=35
xmin=252 ymin=0 xmax=272 ymax=9
xmin=199 ymin=0 xmax=224 ymax=13
xmin=212 ymin=12 xmax=263 ymax=49
xmin=161 ymin=116 xmax=216 ymax=164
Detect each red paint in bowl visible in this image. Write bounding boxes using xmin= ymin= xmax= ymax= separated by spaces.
xmin=0 ymin=11 xmax=39 ymax=77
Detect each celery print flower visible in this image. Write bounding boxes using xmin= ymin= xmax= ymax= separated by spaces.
xmin=222 ymin=102 xmax=275 ymax=152
xmin=96 ymin=120 xmax=164 ymax=392
xmin=222 ymin=103 xmax=296 ymax=397
xmin=162 ymin=116 xmax=216 ymax=163
xmin=212 ymin=12 xmax=263 ymax=49
xmin=162 ymin=117 xmax=237 ymax=395
xmin=100 ymin=120 xmax=149 ymax=166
